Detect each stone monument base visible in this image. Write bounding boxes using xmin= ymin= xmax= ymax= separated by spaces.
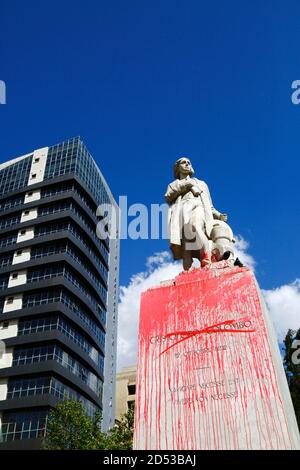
xmin=133 ymin=262 xmax=300 ymax=450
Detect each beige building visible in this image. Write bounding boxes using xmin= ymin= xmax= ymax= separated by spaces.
xmin=115 ymin=365 xmax=137 ymax=422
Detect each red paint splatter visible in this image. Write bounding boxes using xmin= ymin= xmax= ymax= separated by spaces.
xmin=134 ymin=266 xmax=295 ymax=450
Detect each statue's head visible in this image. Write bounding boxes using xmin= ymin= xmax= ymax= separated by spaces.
xmin=174 ymin=157 xmax=194 ymax=179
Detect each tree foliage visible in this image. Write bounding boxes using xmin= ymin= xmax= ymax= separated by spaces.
xmin=284 ymin=328 xmax=300 ymax=429
xmin=43 ymin=400 xmax=101 ymax=449
xmin=44 ymin=399 xmax=134 ymax=450
xmin=104 ymin=404 xmax=134 ymax=450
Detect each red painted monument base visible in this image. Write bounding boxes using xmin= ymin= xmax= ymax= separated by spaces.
xmin=133 ymin=263 xmax=300 ymax=450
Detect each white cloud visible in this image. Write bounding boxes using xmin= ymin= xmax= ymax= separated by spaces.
xmin=263 ymin=280 xmax=300 ymax=342
xmin=117 ymin=252 xmax=181 ymax=371
xmin=234 ymin=235 xmax=256 ymax=271
xmin=116 ymin=236 xmax=256 ymax=372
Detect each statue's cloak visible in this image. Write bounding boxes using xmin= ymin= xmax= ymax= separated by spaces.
xmin=165 ymin=178 xmax=215 ymax=260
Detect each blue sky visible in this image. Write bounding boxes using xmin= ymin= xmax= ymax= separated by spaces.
xmin=1 ymin=0 xmax=300 ymax=290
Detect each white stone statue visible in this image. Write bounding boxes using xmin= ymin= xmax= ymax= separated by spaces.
xmin=165 ymin=157 xmax=241 ymax=271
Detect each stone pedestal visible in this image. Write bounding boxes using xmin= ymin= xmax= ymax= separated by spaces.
xmin=133 ymin=263 xmax=300 ymax=450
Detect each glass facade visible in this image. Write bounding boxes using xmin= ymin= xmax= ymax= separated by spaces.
xmin=0 ymin=155 xmax=32 ymax=197
xmin=0 ymin=274 xmax=9 ymax=290
xmin=0 ymin=213 xmax=21 ymax=231
xmin=0 ymin=252 xmax=13 ymax=268
xmin=31 ymin=241 xmax=107 ymax=289
xmin=0 ymin=233 xmax=17 ymax=248
xmin=18 ymin=315 xmax=104 ymax=370
xmin=13 ymin=344 xmax=102 ymax=395
xmin=45 ymin=137 xmax=110 ymax=207
xmin=26 ymin=263 xmax=103 ymax=311
xmin=0 ymin=194 xmax=24 ymax=213
xmin=41 ymin=181 xmax=96 ymax=216
xmin=17 ymin=288 xmax=106 ymax=343
xmin=0 ymin=410 xmax=48 ymax=442
xmin=0 ymin=137 xmax=118 ymax=447
xmin=37 ymin=199 xmax=108 ymax=263
xmin=7 ymin=376 xmax=51 ymax=400
xmin=35 ymin=220 xmax=108 ymax=272
xmin=6 ymin=376 xmax=98 ymax=418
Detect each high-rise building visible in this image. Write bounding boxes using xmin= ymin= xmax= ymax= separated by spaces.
xmin=0 ymin=137 xmax=119 ymax=449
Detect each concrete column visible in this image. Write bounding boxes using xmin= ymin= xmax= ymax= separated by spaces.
xmin=12 ymin=248 xmax=31 ymax=265
xmin=27 ymin=147 xmax=48 ymax=185
xmin=0 ymin=379 xmax=8 ymax=401
xmin=17 ymin=227 xmax=34 ymax=243
xmin=8 ymin=271 xmax=27 ymax=288
xmin=24 ymin=189 xmax=41 ymax=204
xmin=0 ymin=320 xmax=18 ymax=340
xmin=3 ymin=294 xmax=23 ymax=313
xmin=20 ymin=208 xmax=38 ymax=223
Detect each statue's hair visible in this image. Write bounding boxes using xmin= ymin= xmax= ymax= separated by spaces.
xmin=173 ymin=157 xmax=195 ymax=179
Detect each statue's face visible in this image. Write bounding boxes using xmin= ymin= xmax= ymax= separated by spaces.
xmin=177 ymin=158 xmax=192 ymax=177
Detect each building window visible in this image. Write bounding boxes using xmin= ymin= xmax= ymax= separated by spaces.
xmin=128 ymin=384 xmax=136 ymax=396
xmin=127 ymin=400 xmax=135 ymax=411
xmin=12 ymin=345 xmax=102 ymax=395
xmin=0 ymin=410 xmax=48 ymax=442
xmin=0 ymin=154 xmax=32 ymax=198
xmin=17 ymin=315 xmax=104 ymax=371
xmin=6 ymin=377 xmax=99 ymax=420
